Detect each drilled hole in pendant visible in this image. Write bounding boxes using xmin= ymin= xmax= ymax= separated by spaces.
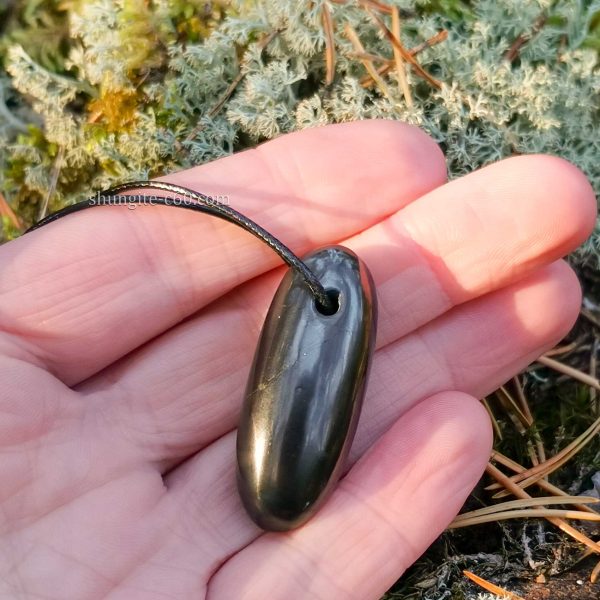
xmin=315 ymin=287 xmax=340 ymax=316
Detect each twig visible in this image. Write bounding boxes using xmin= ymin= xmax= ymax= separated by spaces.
xmin=591 ymin=558 xmax=600 ymax=583
xmin=344 ymin=23 xmax=393 ymax=100
xmin=543 ymin=340 xmax=580 ymax=357
xmin=512 ymin=376 xmax=546 ymax=466
xmin=497 ymin=385 xmax=531 ymax=430
xmin=463 ymin=570 xmax=525 ymax=600
xmin=451 ymin=508 xmax=600 ymax=528
xmin=534 ymin=430 xmax=547 ymax=469
xmin=330 ymin=0 xmax=393 ymax=14
xmin=220 ymin=28 xmax=278 ymax=110
xmin=348 ymin=51 xmax=392 ymax=64
xmin=487 ymin=415 xmax=600 ymax=496
xmin=410 ymin=29 xmax=449 ymax=55
xmin=512 ymin=376 xmax=533 ymax=424
xmin=361 ymin=2 xmax=442 ymax=89
xmin=486 ymin=462 xmax=600 ymax=554
xmin=492 ymin=451 xmax=598 ymax=515
xmin=525 ymin=440 xmax=540 ymax=467
xmin=208 ymin=72 xmax=245 ymax=119
xmin=536 ymin=354 xmax=600 ymax=390
xmin=591 ymin=337 xmax=599 ymax=416
xmin=581 ymin=307 xmax=600 ymax=330
xmin=505 ymin=12 xmax=548 ymax=63
xmin=360 ymin=29 xmax=448 ymax=87
xmin=184 ymin=30 xmax=279 ymax=144
xmin=361 ymin=0 xmax=394 ymax=13
xmin=453 ymin=495 xmax=599 ymax=522
xmin=330 ymin=0 xmax=417 ymax=17
xmin=482 ymin=397 xmax=503 ymax=440
xmin=0 ymin=191 xmax=22 ymax=230
xmin=321 ymin=3 xmax=336 ymax=86
xmin=390 ymin=6 xmax=412 ymax=107
xmin=39 ymin=146 xmax=64 ymax=221
xmin=493 ymin=387 xmax=537 ymax=465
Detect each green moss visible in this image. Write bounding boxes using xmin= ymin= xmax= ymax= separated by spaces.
xmin=0 ymin=215 xmax=21 ymax=240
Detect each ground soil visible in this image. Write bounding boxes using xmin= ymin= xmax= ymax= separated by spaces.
xmin=522 ymin=558 xmax=599 ymax=600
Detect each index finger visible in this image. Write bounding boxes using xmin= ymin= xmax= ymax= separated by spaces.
xmin=0 ymin=120 xmax=446 ymax=384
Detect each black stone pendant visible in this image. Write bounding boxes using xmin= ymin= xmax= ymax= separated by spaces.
xmin=236 ymin=245 xmax=377 ymax=531
xmin=26 ymin=181 xmax=378 ymax=533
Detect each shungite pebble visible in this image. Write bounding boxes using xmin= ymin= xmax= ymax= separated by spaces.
xmin=236 ymin=245 xmax=377 ymax=531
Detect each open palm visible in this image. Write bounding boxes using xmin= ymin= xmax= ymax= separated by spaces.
xmin=0 ymin=121 xmax=595 ymax=599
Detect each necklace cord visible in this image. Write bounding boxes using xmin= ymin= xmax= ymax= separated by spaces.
xmin=25 ymin=181 xmax=334 ymax=312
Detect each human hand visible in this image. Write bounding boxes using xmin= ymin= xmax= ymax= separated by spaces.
xmin=0 ymin=121 xmax=595 ymax=599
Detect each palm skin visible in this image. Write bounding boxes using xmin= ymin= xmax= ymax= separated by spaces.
xmin=0 ymin=121 xmax=595 ymax=599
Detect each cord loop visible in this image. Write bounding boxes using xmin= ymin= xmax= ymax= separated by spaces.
xmin=26 ymin=181 xmax=335 ymax=313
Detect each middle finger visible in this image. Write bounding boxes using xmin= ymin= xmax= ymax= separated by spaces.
xmin=81 ymin=155 xmax=594 ymax=464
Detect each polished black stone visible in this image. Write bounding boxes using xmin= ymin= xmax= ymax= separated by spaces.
xmin=236 ymin=245 xmax=377 ymax=531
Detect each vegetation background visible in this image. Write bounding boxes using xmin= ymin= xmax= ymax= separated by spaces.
xmin=0 ymin=1 xmax=599 ymax=598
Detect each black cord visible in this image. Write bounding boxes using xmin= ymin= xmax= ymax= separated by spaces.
xmin=25 ymin=181 xmax=334 ymax=312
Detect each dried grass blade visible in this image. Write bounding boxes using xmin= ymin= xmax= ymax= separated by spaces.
xmin=359 ymin=30 xmax=447 ymax=87
xmin=0 ymin=192 xmax=22 ymax=229
xmin=482 ymin=397 xmax=503 ymax=440
xmin=591 ymin=558 xmax=600 ymax=583
xmin=491 ymin=451 xmax=598 ymax=514
xmin=321 ymin=3 xmax=336 ymax=85
xmin=487 ymin=415 xmax=600 ymax=495
xmin=496 ymin=385 xmax=531 ymax=430
xmin=344 ymin=23 xmax=392 ymax=100
xmin=537 ymin=354 xmax=600 ymax=390
xmin=453 ymin=495 xmax=599 ymax=522
xmin=486 ymin=462 xmax=600 ymax=554
xmin=451 ymin=508 xmax=600 ymax=528
xmin=463 ymin=570 xmax=525 ymax=600
xmin=390 ymin=6 xmax=412 ymax=106
xmin=361 ymin=3 xmax=442 ymax=88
